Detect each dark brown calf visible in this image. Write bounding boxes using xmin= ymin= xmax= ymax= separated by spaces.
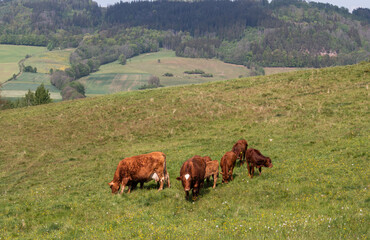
xmin=220 ymin=151 xmax=237 ymax=183
xmin=176 ymin=155 xmax=207 ymax=201
xmin=246 ymin=148 xmax=273 ymax=178
xmin=232 ymin=139 xmax=248 ymax=165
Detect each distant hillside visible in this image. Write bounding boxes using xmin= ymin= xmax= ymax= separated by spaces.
xmin=0 ymin=61 xmax=368 ymax=239
xmin=1 ymin=0 xmax=370 ymax=101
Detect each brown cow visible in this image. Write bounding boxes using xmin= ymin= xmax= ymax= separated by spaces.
xmin=108 ymin=152 xmax=170 ymax=194
xmin=220 ymin=151 xmax=237 ymax=183
xmin=232 ymin=139 xmax=248 ymax=165
xmin=246 ymin=148 xmax=273 ymax=178
xmin=176 ymin=155 xmax=207 ymax=200
xmin=204 ymin=157 xmax=219 ymax=189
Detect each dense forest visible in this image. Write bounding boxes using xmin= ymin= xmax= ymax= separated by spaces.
xmin=0 ymin=0 xmax=369 ymax=101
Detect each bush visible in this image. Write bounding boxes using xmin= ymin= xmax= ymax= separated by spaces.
xmin=148 ymin=76 xmax=161 ymax=87
xmin=68 ymin=81 xmax=85 ymax=95
xmin=184 ymin=69 xmax=205 ymax=74
xmin=23 ymin=66 xmax=37 ymax=73
xmin=163 ymin=72 xmax=173 ymax=77
xmin=201 ymin=73 xmax=213 ymax=77
xmin=119 ymin=54 xmax=127 ymax=65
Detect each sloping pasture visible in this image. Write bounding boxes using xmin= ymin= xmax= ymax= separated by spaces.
xmin=0 ymin=62 xmax=368 ymax=239
xmin=0 ymin=44 xmax=46 ymax=83
xmin=23 ymin=48 xmax=74 ymax=74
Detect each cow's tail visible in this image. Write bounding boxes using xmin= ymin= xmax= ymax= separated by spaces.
xmin=163 ymin=153 xmax=170 ymax=188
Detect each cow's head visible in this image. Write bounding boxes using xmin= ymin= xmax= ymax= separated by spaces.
xmin=108 ymin=181 xmax=120 ymax=194
xmin=265 ymin=157 xmax=273 ymax=168
xmin=176 ymin=173 xmax=191 ymax=192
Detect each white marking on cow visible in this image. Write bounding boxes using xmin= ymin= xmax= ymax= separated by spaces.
xmin=185 ymin=174 xmax=190 ymax=180
xmin=151 ymin=173 xmax=159 ymax=181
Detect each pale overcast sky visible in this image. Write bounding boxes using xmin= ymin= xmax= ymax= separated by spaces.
xmin=94 ymin=0 xmax=370 ymax=12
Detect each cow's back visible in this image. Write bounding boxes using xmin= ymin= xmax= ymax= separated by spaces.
xmin=125 ymin=152 xmax=166 ymax=181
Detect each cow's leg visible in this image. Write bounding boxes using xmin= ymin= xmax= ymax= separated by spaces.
xmin=212 ymin=174 xmax=217 ymax=189
xmin=127 ymin=185 xmax=132 ymax=194
xmin=158 ymin=178 xmax=164 ymax=191
xmin=166 ymin=172 xmax=171 ymax=188
xmin=258 ymin=167 xmax=262 ymax=176
xmin=230 ymin=168 xmax=234 ymax=181
xmin=251 ymin=167 xmax=255 ymax=178
xmin=185 ymin=191 xmax=189 ymax=200
xmin=120 ymin=184 xmax=125 ymax=194
xmin=140 ymin=182 xmax=144 ymax=189
xmin=192 ymin=188 xmax=198 ymax=201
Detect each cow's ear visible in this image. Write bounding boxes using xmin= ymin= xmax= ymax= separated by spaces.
xmin=176 ymin=177 xmax=181 ymax=181
xmin=108 ymin=181 xmax=114 ymax=186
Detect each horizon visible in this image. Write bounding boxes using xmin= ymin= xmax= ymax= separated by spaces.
xmin=94 ymin=0 xmax=370 ymax=12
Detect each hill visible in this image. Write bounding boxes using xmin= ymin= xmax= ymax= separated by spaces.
xmin=0 ymin=61 xmax=368 ymax=238
xmin=79 ymin=50 xmax=250 ymax=96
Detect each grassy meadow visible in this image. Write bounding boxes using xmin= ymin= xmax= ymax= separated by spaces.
xmin=0 ymin=62 xmax=369 ymax=239
xmin=23 ymin=48 xmax=74 ymax=74
xmin=79 ymin=50 xmax=250 ymax=96
xmin=0 ymin=44 xmax=46 ymax=83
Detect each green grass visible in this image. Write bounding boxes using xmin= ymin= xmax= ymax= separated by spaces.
xmin=79 ymin=50 xmax=251 ymax=96
xmin=0 ymin=62 xmax=369 ymax=239
xmin=23 ymin=48 xmax=74 ymax=74
xmin=1 ymin=72 xmax=62 ymax=100
xmin=0 ymin=44 xmax=46 ymax=83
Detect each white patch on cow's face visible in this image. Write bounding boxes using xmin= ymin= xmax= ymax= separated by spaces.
xmin=185 ymin=174 xmax=190 ymax=180
xmin=151 ymin=173 xmax=159 ymax=181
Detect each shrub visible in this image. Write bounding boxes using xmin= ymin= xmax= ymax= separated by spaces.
xmin=184 ymin=69 xmax=205 ymax=74
xmin=163 ymin=72 xmax=173 ymax=77
xmin=201 ymin=73 xmax=213 ymax=77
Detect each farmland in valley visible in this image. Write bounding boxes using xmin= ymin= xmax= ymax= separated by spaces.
xmin=79 ymin=50 xmax=251 ymax=96
xmin=1 ymin=72 xmax=62 ymax=100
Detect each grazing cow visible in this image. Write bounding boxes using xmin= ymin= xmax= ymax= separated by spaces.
xmin=232 ymin=139 xmax=248 ymax=165
xmin=108 ymin=152 xmax=170 ymax=194
xmin=246 ymin=148 xmax=273 ymax=178
xmin=204 ymin=157 xmax=219 ymax=189
xmin=176 ymin=155 xmax=207 ymax=200
xmin=220 ymin=151 xmax=237 ymax=183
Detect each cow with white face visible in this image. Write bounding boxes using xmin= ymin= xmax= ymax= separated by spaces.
xmin=176 ymin=155 xmax=207 ymax=201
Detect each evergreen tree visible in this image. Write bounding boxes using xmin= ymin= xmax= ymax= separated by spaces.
xmin=34 ymin=84 xmax=52 ymax=105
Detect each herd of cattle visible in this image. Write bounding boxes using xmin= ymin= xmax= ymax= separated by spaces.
xmin=108 ymin=139 xmax=273 ymax=200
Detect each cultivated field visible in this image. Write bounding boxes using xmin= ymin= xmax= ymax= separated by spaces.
xmin=23 ymin=48 xmax=74 ymax=74
xmin=79 ymin=50 xmax=251 ymax=96
xmin=0 ymin=44 xmax=46 ymax=83
xmin=0 ymin=62 xmax=368 ymax=239
xmin=1 ymin=72 xmax=62 ymax=100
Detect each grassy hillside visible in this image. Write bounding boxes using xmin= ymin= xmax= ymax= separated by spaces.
xmin=79 ymin=50 xmax=250 ymax=96
xmin=0 ymin=62 xmax=368 ymax=239
xmin=23 ymin=48 xmax=74 ymax=74
xmin=0 ymin=44 xmax=46 ymax=83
